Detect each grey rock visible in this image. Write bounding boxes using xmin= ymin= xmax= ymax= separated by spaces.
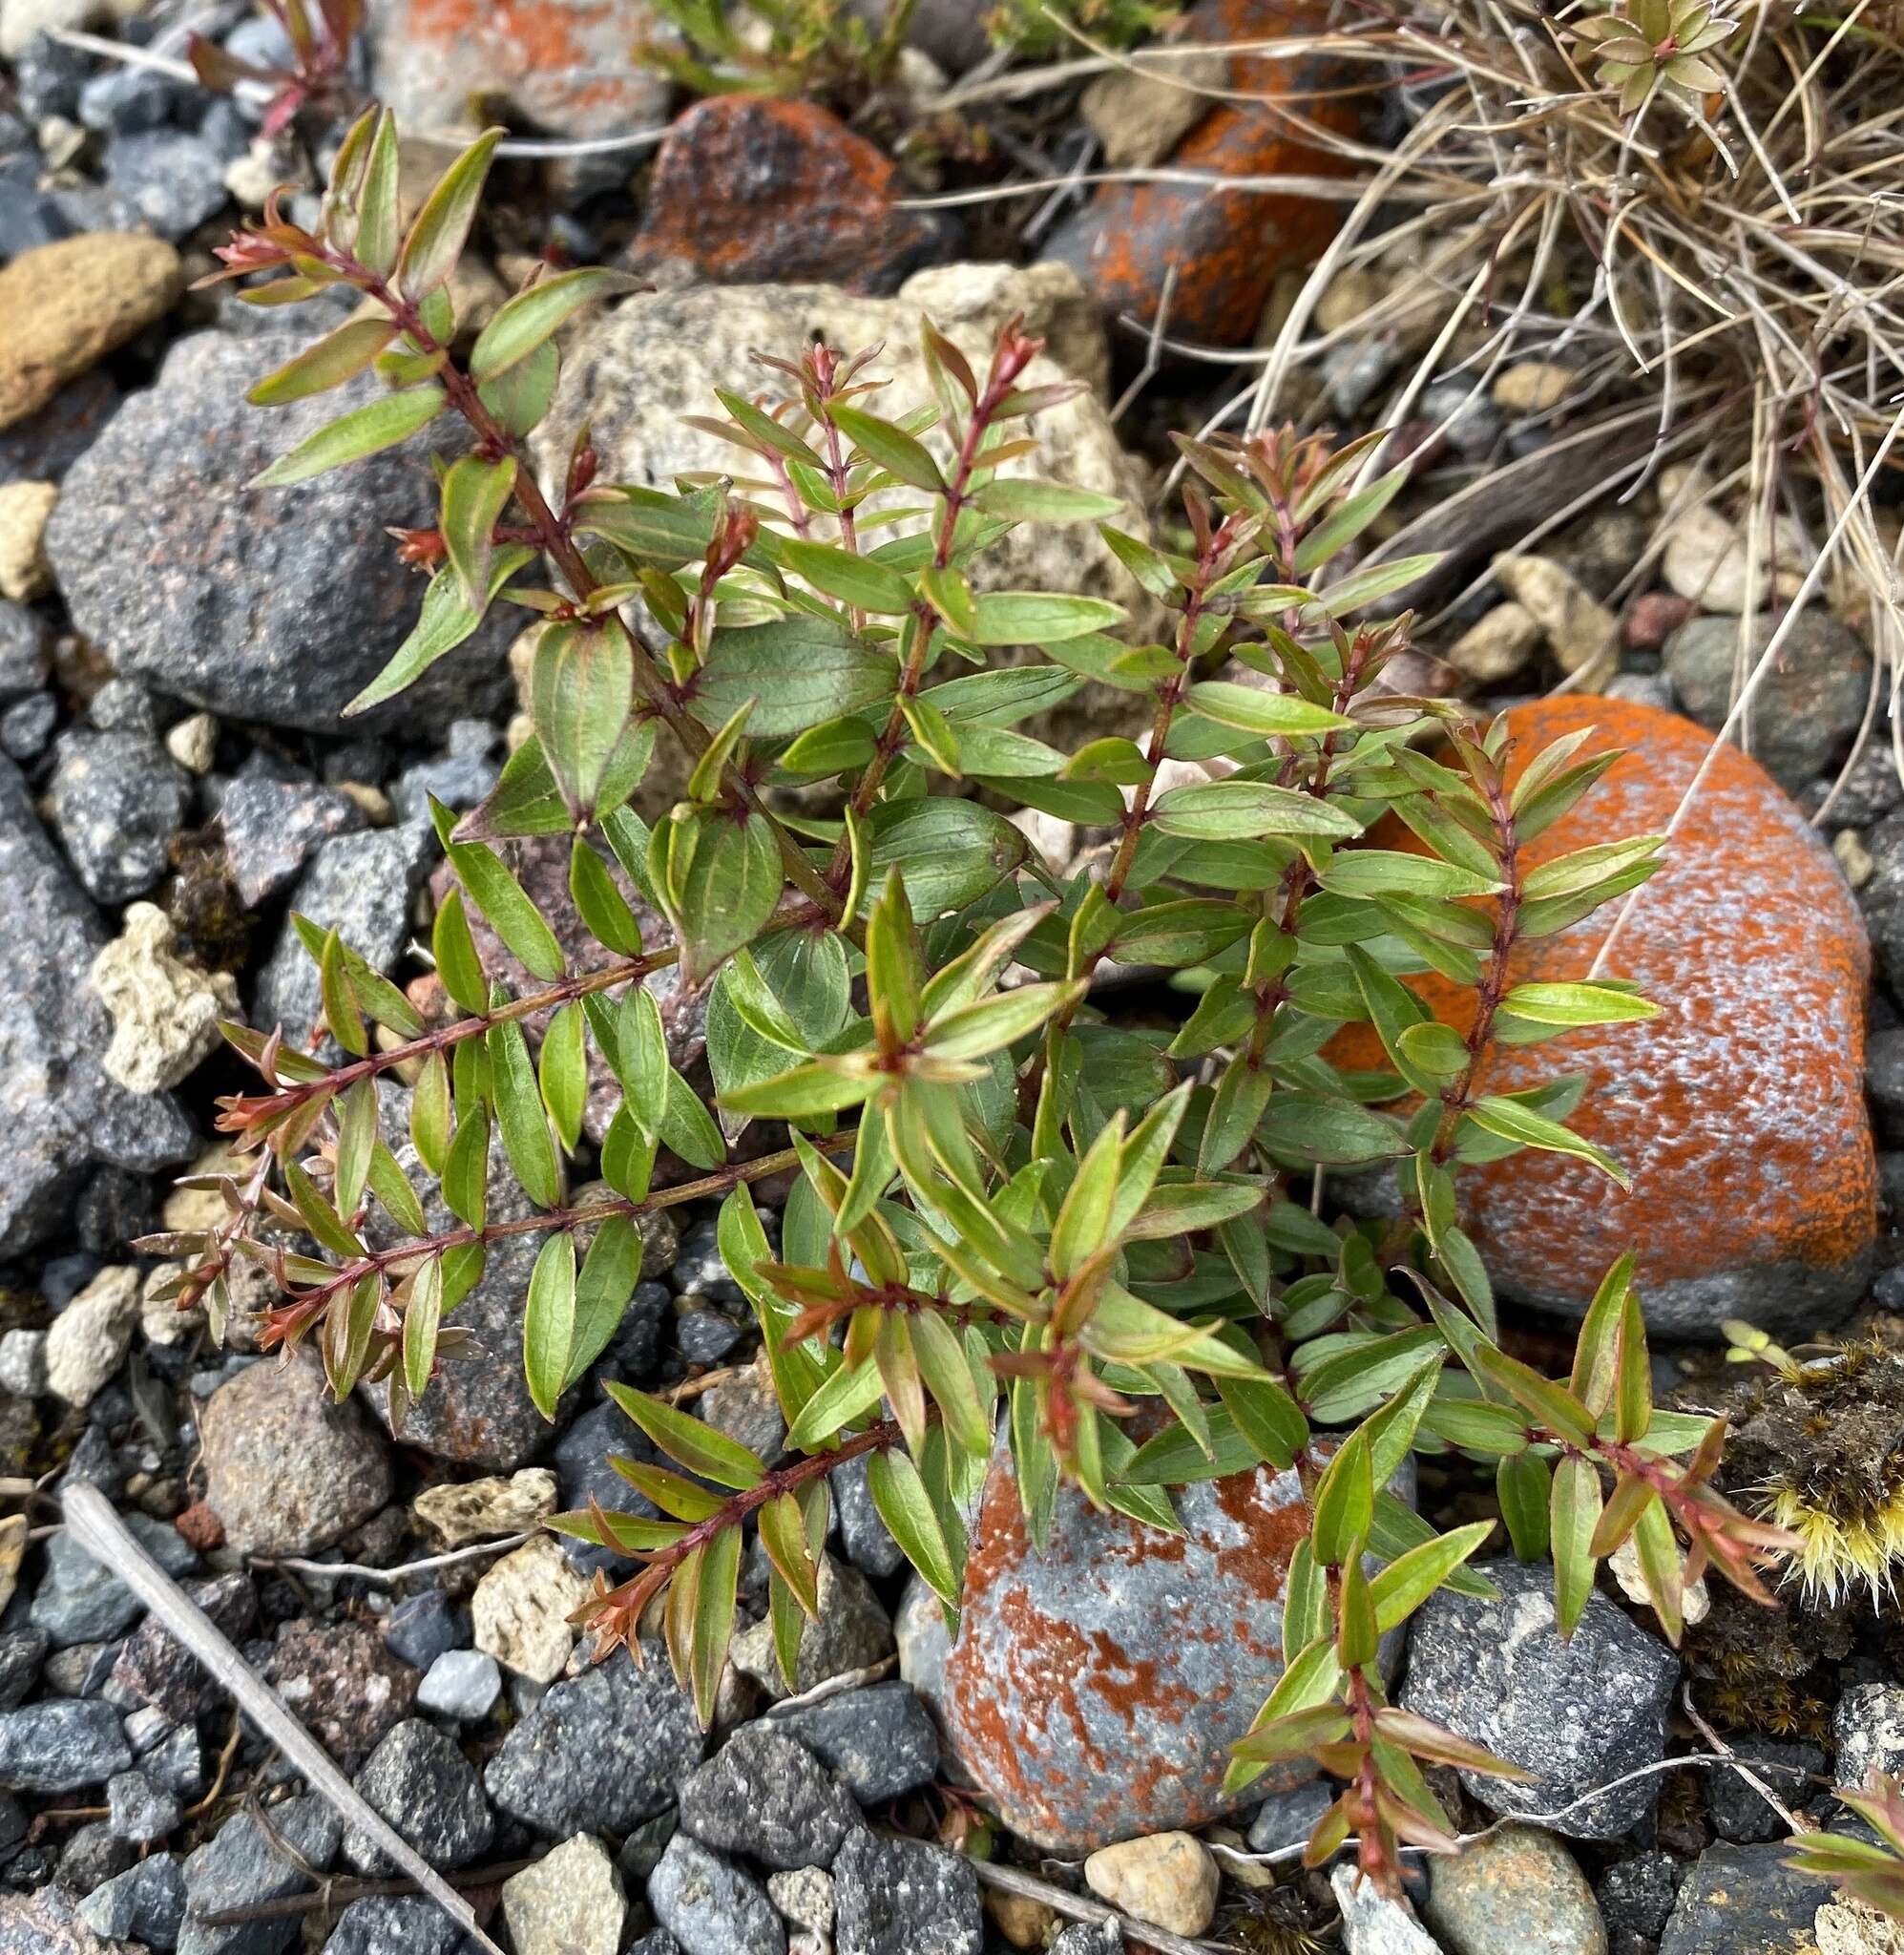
xmin=0 ymin=153 xmax=65 ymax=261
xmin=1862 ymin=809 xmax=1904 ymax=996
xmin=1398 ymin=1558 xmax=1678 ymax=1839
xmin=0 ymin=1327 xmax=44 ymax=1397
xmin=415 ymin=1648 xmax=500 ymax=1721
xmin=554 ymin=1398 xmax=658 ymax=1575
xmin=42 ymin=329 xmax=515 ymax=735
xmin=1801 ymin=737 xmax=1904 ymax=828
xmin=0 ymin=1884 xmax=116 ymax=1955
xmin=106 ymin=1766 xmax=182 ymax=1843
xmin=1331 ymin=1863 xmax=1441 ymax=1954
xmin=1835 ymin=1682 xmax=1904 ymax=1790
xmin=0 ymin=365 xmax=120 ymax=490
xmin=87 ymin=678 xmax=156 ymax=735
xmin=44 ymin=1638 xmax=124 ymax=1697
xmin=57 ymin=1817 xmax=135 ymax=1894
xmin=831 ymin=1451 xmax=904 ymax=1578
xmin=1049 ymin=1929 xmax=1121 ymax=1955
xmin=320 ymin=1895 xmax=461 ymax=1955
xmin=219 ymin=775 xmax=364 ymax=909
xmin=1664 ymin=610 xmax=1871 ymax=793
xmin=648 ymin=1833 xmax=785 ymax=1955
xmin=731 ymin=1553 xmax=891 ymax=1703
xmin=389 ymin=743 xmax=499 ymax=825
xmin=254 ymin=821 xmax=434 ymax=1048
xmin=618 ymin=1808 xmax=677 ymax=1883
xmin=106 ymin=1572 xmax=257 ymax=1723
xmin=0 ymin=599 xmax=48 ymax=703
xmin=1423 ymin=1825 xmax=1606 ymax=1955
xmin=0 ymin=692 xmax=52 ymax=759
xmin=627 ymin=1936 xmax=685 ymax=1955
xmin=199 ymin=1348 xmax=391 ymax=1556
xmin=78 ymin=62 xmax=188 ymax=133
xmin=100 ymin=130 xmax=229 ymax=240
xmin=581 ymin=1278 xmax=669 ymax=1401
xmin=0 ymin=754 xmax=195 ymax=1253
xmin=381 ymin=1589 xmax=467 ymax=1671
xmin=1656 ymin=1841 xmax=1835 ymax=1955
xmin=342 ymin=1718 xmax=494 ymax=1874
xmin=484 ymin=1645 xmax=704 ymax=1837
xmin=0 ymin=1630 xmax=46 ymax=1711
xmin=1247 ymin=1779 xmax=1334 ymax=1855
xmin=1596 ymin=1851 xmax=1680 ymax=1942
xmin=30 ymin=1516 xmax=199 ymax=1648
xmin=672 ymin=1217 xmax=746 ymax=1305
xmin=766 ymin=1682 xmax=939 ymax=1804
xmin=268 ymin=1617 xmax=416 ymax=1773
xmin=679 ymin=1726 xmax=858 ymax=1869
xmin=47 ymin=729 xmax=190 ymax=902
xmin=1420 ymin=378 xmax=1501 ymax=460
xmin=1705 ymin=1736 xmax=1822 ymax=1841
xmin=147 ymin=1722 xmax=204 ymax=1799
xmin=0 ymin=1698 xmax=131 ymax=1792
xmin=676 ymin=1307 xmax=743 ymax=1364
xmin=78 ymin=1851 xmax=186 ymax=1948
xmin=832 ymin=1828 xmax=980 ymax=1955
xmin=178 ymin=1795 xmax=341 ymax=1955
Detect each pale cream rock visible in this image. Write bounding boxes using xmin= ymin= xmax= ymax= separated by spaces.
xmin=413 ymin=1468 xmax=557 ymax=1547
xmin=1084 ymin=1831 xmax=1220 ymax=1937
xmin=0 ymin=481 xmax=56 ymax=601
xmin=90 ymin=902 xmax=240 ymax=1093
xmin=473 ymin=1535 xmax=591 ymax=1683
xmin=46 ymin=1265 xmax=141 ymax=1406
xmin=1493 ymin=553 xmax=1619 ymax=683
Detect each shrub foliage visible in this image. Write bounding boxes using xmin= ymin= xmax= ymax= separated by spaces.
xmin=157 ymin=116 xmax=1797 ymax=1892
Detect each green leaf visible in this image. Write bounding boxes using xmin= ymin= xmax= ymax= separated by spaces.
xmin=865 ymin=799 xmax=1028 ymax=915
xmin=966 ymin=592 xmax=1126 ymax=644
xmin=488 ymin=1019 xmax=562 ymax=1209
xmin=440 ymin=453 xmax=518 ymax=614
xmin=538 ymin=1002 xmax=587 ymax=1152
xmin=1213 ymin=1373 xmax=1308 ymax=1471
xmin=570 ymin=838 xmax=644 ymax=956
xmin=970 ymin=478 xmax=1124 ymax=522
xmin=247 ymin=316 xmax=398 ymax=406
xmin=333 ymin=1076 xmax=377 ymax=1221
xmin=672 ymin=809 xmax=784 ymax=972
xmin=441 ymin=1103 xmax=490 ymax=1230
xmin=1318 ymin=851 xmax=1504 ymax=899
xmin=396 ymin=126 xmax=504 ymax=301
xmin=1185 ymin=682 xmax=1354 ymax=739
xmin=1496 ymin=1450 xmax=1553 ymax=1560
xmin=868 ymin=1447 xmax=960 ymax=1604
xmin=531 ymin=620 xmax=633 ymax=819
xmin=1550 ymin=1453 xmax=1602 ymax=1636
xmin=471 ymin=267 xmax=638 ymax=380
xmin=1465 ymin=1095 xmax=1631 ymax=1188
xmin=606 ymin=1382 xmax=766 ymax=1489
xmin=830 ymin=401 xmax=943 ymax=492
xmin=1499 ymin=980 xmax=1658 ymax=1027
xmin=439 ymin=817 xmax=566 ymax=982
xmin=690 ymin=1522 xmax=742 ymax=1726
xmin=780 ymin=538 xmax=915 ymax=616
xmin=1309 ymin=1430 xmax=1374 ymax=1566
xmin=523 ymin=1231 xmax=576 ymax=1420
xmin=403 ymin=1254 xmax=442 ymax=1399
xmin=1370 ymin=1520 xmax=1497 ymax=1632
xmin=565 ymin=1213 xmax=644 ymax=1389
xmin=692 ymin=619 xmax=895 ymax=738
xmin=251 ymin=385 xmax=446 ymax=488
xmin=345 ymin=546 xmax=536 ymax=717
xmin=1151 ymin=778 xmax=1364 ymax=842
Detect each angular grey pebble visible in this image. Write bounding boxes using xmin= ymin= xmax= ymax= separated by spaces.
xmin=1657 ymin=1839 xmax=1836 ymax=1955
xmin=1597 ymin=1849 xmax=1682 ymax=1942
xmin=381 ymin=1588 xmax=466 ymax=1671
xmin=320 ymin=1893 xmax=465 ymax=1955
xmin=0 ymin=692 xmax=54 ymax=759
xmin=0 ymin=1629 xmax=47 ymax=1711
xmin=107 ymin=1766 xmax=182 ymax=1843
xmin=484 ymin=1644 xmax=704 ymax=1838
xmin=831 ymin=1827 xmax=981 ymax=1955
xmin=678 ymin=1725 xmax=858 ymax=1870
xmin=765 ymin=1683 xmax=939 ymax=1804
xmin=218 ymin=776 xmax=363 ymax=910
xmin=101 ymin=130 xmax=230 ymax=240
xmin=830 ymin=1452 xmax=904 ymax=1579
xmin=0 ymin=1697 xmax=132 ymax=1792
xmin=649 ymin=1832 xmax=785 ymax=1955
xmin=57 ymin=1817 xmax=135 ymax=1894
xmin=1398 ymin=1557 xmax=1678 ymax=1839
xmin=47 ymin=728 xmax=190 ymax=905
xmin=1705 ymin=1736 xmax=1822 ymax=1842
xmin=31 ymin=1512 xmax=198 ymax=1648
xmin=343 ymin=1717 xmax=495 ymax=1874
xmin=1247 ymin=1778 xmax=1334 ymax=1855
xmin=180 ymin=1794 xmax=342 ymax=1955
xmin=1049 ymin=1929 xmax=1120 ymax=1955
xmin=79 ymin=1851 xmax=187 ymax=1949
xmin=416 ymin=1648 xmax=501 ymax=1722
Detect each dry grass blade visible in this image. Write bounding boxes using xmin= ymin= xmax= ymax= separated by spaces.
xmin=59 ymin=1484 xmax=507 ymax=1955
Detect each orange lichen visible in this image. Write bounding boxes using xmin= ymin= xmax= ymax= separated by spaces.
xmin=1331 ymin=696 xmax=1876 ymax=1333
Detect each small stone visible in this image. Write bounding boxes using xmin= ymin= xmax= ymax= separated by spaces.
xmin=832 ymin=1828 xmax=981 ymax=1955
xmin=1493 ymin=553 xmax=1619 ymax=683
xmin=1084 ymin=1832 xmax=1219 ymax=1936
xmin=412 ymin=1467 xmax=555 ymax=1546
xmin=56 ymin=1818 xmax=136 ymax=1897
xmin=46 ymin=1265 xmax=141 ymax=1408
xmin=1837 ymin=1684 xmax=1904 ymax=1790
xmin=472 ymin=1535 xmax=591 ymax=1684
xmin=105 ymin=1767 xmax=180 ymax=1844
xmin=1623 ymin=590 xmax=1695 ymax=653
xmin=1816 ymin=1900 xmax=1904 ymax=1954
xmin=483 ymin=1642 xmax=704 ymax=1837
xmin=0 ymin=598 xmax=49 ymax=702
xmin=679 ymin=1726 xmax=859 ymax=1870
xmin=200 ymin=1348 xmax=392 ymax=1555
xmin=1663 ymin=609 xmax=1871 ymax=793
xmin=1493 ymin=361 xmax=1576 ymax=414
xmin=769 ymin=1866 xmax=837 ymax=1937
xmin=1247 ymin=1779 xmax=1335 ymax=1855
xmin=415 ymin=1647 xmax=500 ymax=1721
xmin=342 ymin=1717 xmax=495 ymax=1874
xmin=1705 ymin=1735 xmax=1821 ymax=1841
xmin=501 ymin=1832 xmax=627 ymax=1955
xmin=832 ymin=1452 xmax=905 ymax=1578
xmin=0 ymin=1327 xmax=45 ymax=1397
xmin=0 ymin=234 xmax=181 ymax=431
xmin=627 ymin=95 xmax=947 ymax=295
xmin=78 ymin=1852 xmax=185 ymax=1948
xmin=650 ymin=1832 xmax=786 ymax=1955
xmin=320 ymin=1894 xmax=461 ymax=1955
xmin=1423 ymin=1826 xmax=1606 ymax=1955
xmin=0 ymin=689 xmax=54 ymax=758
xmin=1331 ymin=1863 xmax=1441 ymax=1954
xmin=0 ymin=479 xmax=54 ymax=599
xmin=47 ymin=728 xmax=191 ymax=905
xmin=218 ymin=776 xmax=364 ymax=910
xmin=1663 ymin=502 xmax=1810 ymax=612
xmin=1080 ymin=50 xmax=1226 ymax=165
xmin=1596 ymin=1851 xmax=1680 ymax=1942
xmin=731 ymin=1553 xmax=893 ymax=1702
xmin=1399 ymin=1558 xmax=1678 ymax=1840
xmin=271 ymin=1618 xmax=417 ymax=1772
xmin=180 ymin=1794 xmax=341 ymax=1955
xmin=1838 ymin=830 xmax=1876 ymax=890
xmin=165 ymin=713 xmax=218 ymax=775
xmin=107 ymin=1573 xmax=256 ymax=1724
xmin=766 ymin=1682 xmax=940 ymax=1803
xmin=1657 ymin=1840 xmax=1835 ymax=1955
xmin=1444 ymin=601 xmax=1542 ymax=685
xmin=1610 ymin=1533 xmax=1708 ymax=1627
xmin=0 ymin=1698 xmax=131 ymax=1792
xmin=0 ymin=1629 xmax=45 ymax=1711
xmin=985 ymin=1886 xmax=1057 ymax=1946
xmin=91 ymin=903 xmax=240 ymax=1093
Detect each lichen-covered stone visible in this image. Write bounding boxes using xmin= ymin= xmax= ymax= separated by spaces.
xmin=1330 ymin=696 xmax=1875 ymax=1338
xmin=627 ymin=95 xmax=948 ymax=294
xmin=939 ymin=1440 xmax=1316 ymax=1853
xmin=1042 ymin=0 xmax=1357 ymax=346
xmin=90 ymin=903 xmax=239 ymax=1094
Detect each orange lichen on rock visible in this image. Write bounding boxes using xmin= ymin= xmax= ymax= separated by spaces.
xmin=1041 ymin=0 xmax=1360 ymax=346
xmin=1332 ymin=695 xmax=1876 ymax=1337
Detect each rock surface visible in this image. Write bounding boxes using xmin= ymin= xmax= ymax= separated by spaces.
xmin=1399 ymin=1558 xmax=1678 ymax=1840
xmin=0 ymin=233 xmax=181 ymax=431
xmin=678 ymin=1726 xmax=858 ymax=1870
xmin=502 ymin=1832 xmax=627 ymax=1955
xmin=342 ymin=1717 xmax=495 ymax=1874
xmin=471 ymin=1535 xmax=591 ymax=1683
xmin=200 ymin=1349 xmax=392 ymax=1555
xmin=1656 ymin=1840 xmax=1836 ymax=1954
xmin=0 ymin=756 xmax=195 ymax=1253
xmin=1425 ymin=1826 xmax=1607 ymax=1955
xmin=1043 ymin=0 xmax=1357 ymax=345
xmin=649 ymin=1833 xmax=785 ymax=1955
xmin=43 ymin=330 xmax=515 ymax=734
xmin=831 ymin=1828 xmax=982 ymax=1955
xmin=939 ymin=1439 xmax=1319 ymax=1852
xmin=628 ymin=95 xmax=948 ymax=293
xmin=765 ymin=1681 xmax=940 ymax=1803
xmin=91 ymin=903 xmax=240 ymax=1093
xmin=1331 ymin=1863 xmax=1441 ymax=1954
xmin=47 ymin=727 xmax=191 ymax=905
xmin=1083 ymin=1831 xmax=1220 ymax=1936
xmin=1331 ymin=696 xmax=1876 ymax=1337
xmin=46 ymin=1264 xmax=143 ymax=1407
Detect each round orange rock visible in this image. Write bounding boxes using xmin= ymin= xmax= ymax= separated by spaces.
xmin=1335 ymin=696 xmax=1875 ymax=1337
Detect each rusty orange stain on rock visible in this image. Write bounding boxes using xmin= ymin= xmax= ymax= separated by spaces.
xmin=1329 ymin=696 xmax=1876 ymax=1337
xmin=1042 ymin=0 xmax=1360 ymax=346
